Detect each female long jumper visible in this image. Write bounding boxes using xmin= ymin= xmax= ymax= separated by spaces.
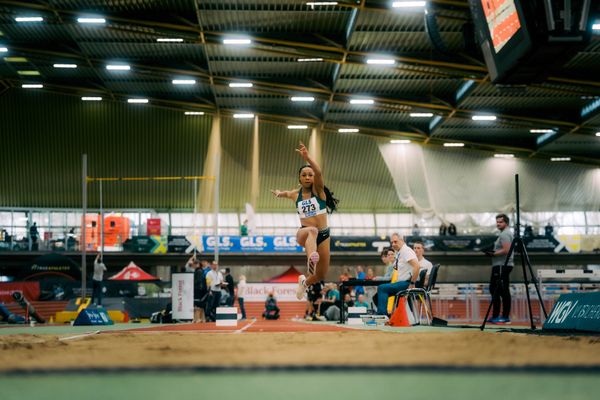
xmin=271 ymin=142 xmax=338 ymax=299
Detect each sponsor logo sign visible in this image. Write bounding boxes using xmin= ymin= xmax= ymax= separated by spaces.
xmin=543 ymin=292 xmax=600 ymax=332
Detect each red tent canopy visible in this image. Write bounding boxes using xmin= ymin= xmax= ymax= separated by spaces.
xmin=109 ymin=262 xmax=160 ymax=281
xmin=264 ymin=266 xmax=302 ymax=283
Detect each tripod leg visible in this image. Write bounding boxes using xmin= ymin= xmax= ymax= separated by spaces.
xmin=517 ymin=239 xmax=536 ymax=330
xmin=521 ymin=242 xmax=549 ymax=319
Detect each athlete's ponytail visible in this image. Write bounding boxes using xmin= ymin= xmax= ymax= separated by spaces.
xmin=323 ymin=186 xmax=339 ymax=214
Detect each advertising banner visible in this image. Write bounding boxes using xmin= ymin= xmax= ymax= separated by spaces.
xmin=123 ymin=236 xmax=167 ymax=253
xmin=146 ymin=218 xmax=161 ymax=236
xmin=171 ymin=273 xmax=194 ymax=320
xmin=201 ymin=235 xmax=304 ymax=253
xmin=543 ymin=292 xmax=600 ymax=333
xmin=243 ymin=283 xmax=303 ymax=302
xmin=120 ymin=234 xmax=582 ymax=254
xmin=331 ymin=236 xmax=391 ymax=253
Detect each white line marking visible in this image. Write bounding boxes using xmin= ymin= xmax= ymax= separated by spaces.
xmin=234 ymin=318 xmax=257 ymax=334
xmin=59 ymin=330 xmax=101 ymax=341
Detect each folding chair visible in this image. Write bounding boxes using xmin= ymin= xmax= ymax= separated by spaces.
xmin=393 ymin=264 xmax=441 ymax=325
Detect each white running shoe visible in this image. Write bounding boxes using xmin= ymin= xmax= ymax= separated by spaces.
xmin=296 ymin=274 xmax=307 ymax=300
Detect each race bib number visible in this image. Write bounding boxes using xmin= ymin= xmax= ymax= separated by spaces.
xmin=298 ymin=198 xmax=319 ymax=218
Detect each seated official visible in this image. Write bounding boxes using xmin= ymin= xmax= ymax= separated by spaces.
xmin=376 ymin=233 xmax=420 ymax=316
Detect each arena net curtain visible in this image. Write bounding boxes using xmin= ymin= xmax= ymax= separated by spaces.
xmin=377 ymin=143 xmax=600 ymax=220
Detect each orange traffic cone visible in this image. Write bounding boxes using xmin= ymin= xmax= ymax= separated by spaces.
xmin=389 ymin=297 xmax=411 ymax=327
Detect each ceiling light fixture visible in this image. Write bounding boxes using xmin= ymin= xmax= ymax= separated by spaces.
xmin=53 ymin=63 xmax=77 ymax=68
xmin=17 ymin=70 xmax=40 ymax=76
xmin=551 ymin=157 xmax=571 ymax=162
xmin=184 ymin=111 xmax=205 ymax=115
xmin=157 ymin=38 xmax=184 ymax=42
xmin=21 ymin=84 xmax=43 ymax=89
xmin=233 ymin=113 xmax=254 ymax=119
xmin=288 ymin=125 xmax=308 ymax=129
xmin=392 ymin=1 xmax=427 ymax=8
xmin=472 ymin=115 xmax=497 ymax=121
xmin=391 ymin=139 xmax=411 ymax=144
xmin=15 ymin=17 xmax=44 ymax=22
xmin=77 ymin=17 xmax=106 ymax=24
xmin=172 ymin=79 xmax=196 ymax=85
xmin=297 ymin=58 xmax=323 ymax=62
xmin=81 ymin=97 xmax=102 ymax=101
xmin=127 ymin=98 xmax=149 ymax=104
xmin=338 ymin=128 xmax=359 ymax=133
xmin=106 ymin=64 xmax=130 ymax=71
xmin=4 ymin=57 xmax=28 ymax=62
xmin=595 ymin=132 xmax=600 ymax=137
xmin=291 ymin=96 xmax=315 ymax=102
xmin=223 ymin=38 xmax=252 ymax=45
xmin=593 ymin=23 xmax=600 ymax=30
xmin=350 ymin=99 xmax=374 ymax=105
xmin=410 ymin=112 xmax=434 ymax=117
xmin=443 ymin=143 xmax=465 ymax=147
xmin=0 ymin=47 xmax=7 ymax=53
xmin=494 ymin=154 xmax=514 ymax=158
xmin=306 ymin=2 xmax=338 ymax=6
xmin=229 ymin=82 xmax=253 ymax=88
xmin=529 ymin=129 xmax=554 ymax=133
xmin=366 ymin=58 xmax=396 ymax=65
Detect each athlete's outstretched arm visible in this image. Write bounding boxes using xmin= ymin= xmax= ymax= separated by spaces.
xmin=270 ymin=188 xmax=297 ymax=200
xmin=296 ymin=141 xmax=324 ymax=195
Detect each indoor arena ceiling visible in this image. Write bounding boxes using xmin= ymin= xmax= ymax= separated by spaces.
xmin=0 ymin=0 xmax=599 ymax=165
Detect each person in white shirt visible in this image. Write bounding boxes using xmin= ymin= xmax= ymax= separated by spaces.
xmin=413 ymin=240 xmax=433 ymax=287
xmin=92 ymin=254 xmax=107 ymax=306
xmin=376 ymin=233 xmax=420 ymax=315
xmin=205 ymin=261 xmax=225 ymax=322
xmin=236 ymin=275 xmax=248 ymax=320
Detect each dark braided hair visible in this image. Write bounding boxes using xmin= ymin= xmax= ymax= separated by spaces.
xmin=298 ymin=164 xmax=339 ymax=214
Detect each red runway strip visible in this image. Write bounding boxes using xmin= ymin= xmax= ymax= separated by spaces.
xmin=113 ymin=319 xmax=352 ymax=334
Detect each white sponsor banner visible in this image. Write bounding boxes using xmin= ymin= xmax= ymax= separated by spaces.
xmin=244 ymin=283 xmax=303 ymax=302
xmin=171 ymin=273 xmax=194 ymax=319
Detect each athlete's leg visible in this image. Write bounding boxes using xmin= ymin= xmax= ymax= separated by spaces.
xmin=297 ymin=226 xmax=319 ymax=275
xmin=306 ymin=238 xmax=330 ymax=287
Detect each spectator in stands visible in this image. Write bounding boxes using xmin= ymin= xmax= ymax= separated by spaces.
xmin=206 ymin=261 xmax=225 ymax=322
xmin=354 ymin=294 xmax=369 ymax=310
xmin=448 ymin=222 xmax=457 ymax=236
xmin=240 ymin=219 xmax=248 ymax=236
xmin=263 ymin=291 xmax=280 ymax=320
xmin=236 ymin=274 xmax=248 ymax=320
xmin=305 ymin=281 xmax=322 ymax=321
xmin=317 ymin=283 xmax=340 ymax=319
xmin=376 ymin=233 xmax=419 ymax=316
xmin=412 ymin=223 xmax=421 ymax=237
xmin=343 ymin=293 xmax=354 ymax=312
xmin=439 ymin=223 xmax=447 ymax=236
xmin=354 ymin=265 xmax=365 ymax=297
xmin=91 ymin=253 xmax=107 ymax=306
xmin=66 ymin=228 xmax=77 ymax=251
xmin=184 ymin=254 xmax=196 ymax=272
xmin=193 ymin=258 xmax=209 ymax=317
xmin=29 ymin=222 xmax=39 ymax=251
xmin=339 ymin=267 xmax=351 ymax=282
xmin=523 ymin=224 xmax=534 ymax=239
xmin=224 ymin=268 xmax=235 ymax=306
xmin=484 ymin=213 xmax=514 ymax=324
xmin=413 ymin=240 xmax=433 ymax=287
xmin=545 ymin=222 xmax=554 ymax=237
